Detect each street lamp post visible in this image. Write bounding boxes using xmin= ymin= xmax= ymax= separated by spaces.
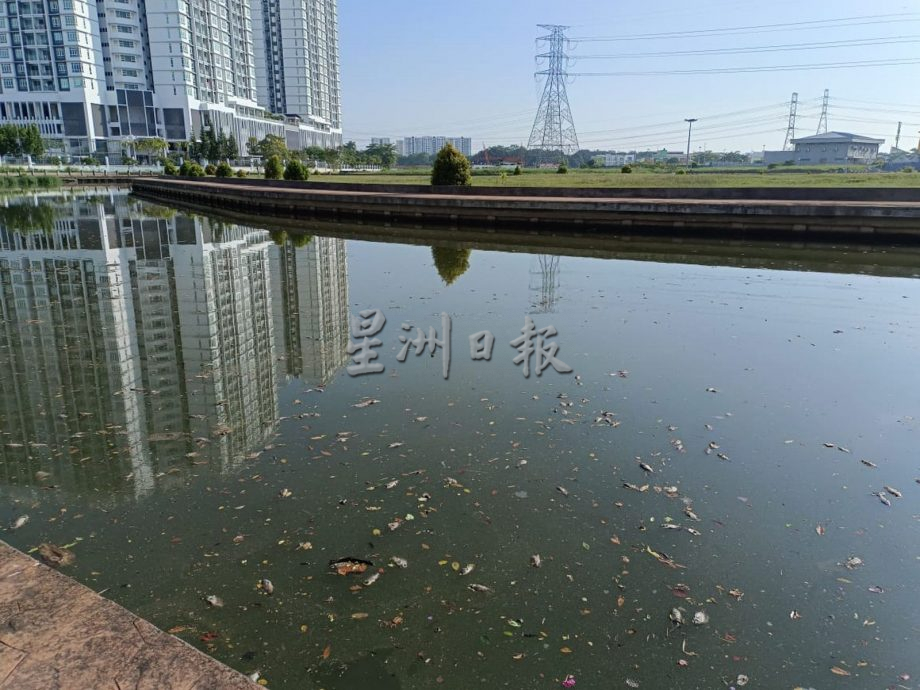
xmin=684 ymin=118 xmax=698 ymax=167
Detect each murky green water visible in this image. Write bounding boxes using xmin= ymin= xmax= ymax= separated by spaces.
xmin=2 ymin=190 xmax=919 ymax=689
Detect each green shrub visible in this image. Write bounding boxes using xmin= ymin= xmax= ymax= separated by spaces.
xmin=513 ymin=165 xmax=522 ymax=176
xmin=283 ymin=159 xmax=308 ymax=181
xmin=621 ymin=164 xmax=633 ymax=174
xmin=179 ymin=160 xmax=205 ymax=177
xmin=767 ymin=163 xmax=779 ymax=170
xmin=431 ymin=143 xmax=472 ymax=186
xmin=264 ymin=155 xmax=283 ymax=179
xmin=557 ymin=162 xmax=568 ymax=174
xmin=81 ymin=156 xmax=96 ymax=166
xmin=675 ymin=169 xmax=686 ymax=175
xmin=215 ymin=161 xmax=233 ymax=177
xmin=902 ymin=166 xmax=915 ymax=173
xmin=235 ymin=169 xmax=248 ymax=178
xmin=204 ymin=163 xmax=217 ymax=176
xmin=162 ymin=159 xmax=178 ymax=176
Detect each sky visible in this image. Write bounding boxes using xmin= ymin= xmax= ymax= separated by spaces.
xmin=338 ymin=0 xmax=920 ymax=154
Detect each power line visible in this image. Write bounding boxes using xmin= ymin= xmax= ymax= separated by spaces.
xmin=568 ymin=57 xmax=920 ymax=77
xmin=570 ymin=13 xmax=918 ymax=42
xmin=573 ymin=35 xmax=920 ymax=59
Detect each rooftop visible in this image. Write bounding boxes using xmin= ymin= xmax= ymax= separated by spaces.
xmin=791 ymin=131 xmax=885 ymax=145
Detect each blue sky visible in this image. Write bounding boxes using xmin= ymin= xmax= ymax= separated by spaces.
xmin=339 ymin=0 xmax=919 ymax=153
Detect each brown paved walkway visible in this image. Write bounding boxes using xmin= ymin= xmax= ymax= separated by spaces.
xmin=0 ymin=541 xmax=257 ymax=690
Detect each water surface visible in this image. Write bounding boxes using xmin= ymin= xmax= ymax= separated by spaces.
xmin=1 ymin=190 xmax=918 ymax=689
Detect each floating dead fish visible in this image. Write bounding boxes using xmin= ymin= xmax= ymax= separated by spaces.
xmin=34 ymin=471 xmax=51 ymax=482
xmin=844 ymin=556 xmax=864 ymax=570
xmin=385 ymin=480 xmax=399 ymax=489
xmin=330 ymin=558 xmax=373 ymax=576
xmin=662 ymin=523 xmax=682 ymax=530
xmin=638 ymin=462 xmax=653 ymax=473
xmin=663 ymin=486 xmax=679 ymax=497
xmin=556 ymin=486 xmax=569 ymax=497
xmin=278 ymin=488 xmax=292 ymax=498
xmin=260 ymin=578 xmax=274 ymax=595
xmin=623 ymin=483 xmax=649 ymax=493
xmin=352 ymin=398 xmax=381 ymax=409
xmin=873 ymin=491 xmax=891 ymax=507
xmin=460 ymin=563 xmax=475 ymax=576
xmin=205 ymin=595 xmax=224 ymax=608
xmin=363 ymin=572 xmax=380 ymax=586
xmin=669 ymin=608 xmax=684 ymax=625
xmin=388 ymin=442 xmax=404 ymax=449
xmin=860 ymin=459 xmax=877 ymax=468
xmin=387 ymin=520 xmax=402 ymax=532
xmin=716 ymin=452 xmax=730 ymax=461
xmin=789 ymin=610 xmax=802 ymax=620
xmin=685 ymin=527 xmax=702 ymax=536
xmin=37 ymin=543 xmax=75 ymax=568
xmin=867 ymin=585 xmax=885 ymax=594
xmin=390 ymin=556 xmax=408 ymax=569
xmin=684 ymin=507 xmax=700 ymax=522
xmin=705 ymin=387 xmax=718 ymax=393
xmin=692 ymin=611 xmax=709 ymax=625
xmin=530 ymin=554 xmax=542 ymax=568
xmin=884 ymin=486 xmax=902 ymax=498
xmin=467 ymin=583 xmax=491 ymax=593
xmin=10 ymin=515 xmax=28 ymax=530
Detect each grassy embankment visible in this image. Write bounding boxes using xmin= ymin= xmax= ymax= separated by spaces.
xmin=310 ymin=166 xmax=920 ymax=189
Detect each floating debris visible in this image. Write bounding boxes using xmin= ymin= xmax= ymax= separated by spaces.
xmin=467 ymin=583 xmax=492 ymax=593
xmin=363 ymin=572 xmax=381 ymax=586
xmin=260 ymin=578 xmax=274 ymax=595
xmin=691 ymin=611 xmax=709 ymax=625
xmin=278 ymin=488 xmax=292 ymax=498
xmin=460 ymin=563 xmax=475 ymax=576
xmin=530 ymin=554 xmax=542 ymax=568
xmin=390 ymin=556 xmax=408 ymax=569
xmin=844 ymin=556 xmax=864 ymax=570
xmin=205 ymin=595 xmax=224 ymax=608
xmin=330 ymin=558 xmax=373 ymax=576
xmin=37 ymin=543 xmax=75 ymax=568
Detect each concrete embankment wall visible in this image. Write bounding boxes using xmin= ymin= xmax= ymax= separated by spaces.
xmin=132 ymin=177 xmax=920 ymax=243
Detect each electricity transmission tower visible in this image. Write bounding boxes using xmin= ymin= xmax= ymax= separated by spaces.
xmin=816 ymin=89 xmax=829 ymax=134
xmin=527 ymin=25 xmax=579 ymax=162
xmin=894 ymin=121 xmax=902 ymax=151
xmin=782 ymin=92 xmax=798 ymax=151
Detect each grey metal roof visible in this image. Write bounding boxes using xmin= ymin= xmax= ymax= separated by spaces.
xmin=791 ymin=131 xmax=885 ymax=145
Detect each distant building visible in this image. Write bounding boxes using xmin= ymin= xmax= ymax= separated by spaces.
xmin=592 ymin=152 xmax=636 ymax=167
xmin=371 ymin=138 xmax=391 ymax=146
xmin=397 ymin=136 xmax=472 ymax=157
xmin=790 ymin=132 xmax=884 ymax=165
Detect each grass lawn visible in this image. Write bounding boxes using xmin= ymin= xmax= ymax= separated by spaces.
xmin=309 ymin=168 xmax=920 ymax=189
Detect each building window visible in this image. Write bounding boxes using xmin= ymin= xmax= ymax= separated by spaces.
xmin=2 ymin=77 xmax=11 ymax=88
xmin=69 ymin=61 xmax=79 ymax=72
xmin=68 ymin=45 xmax=77 ymax=56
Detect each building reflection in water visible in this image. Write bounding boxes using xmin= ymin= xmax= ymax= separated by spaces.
xmin=0 ymin=190 xmax=349 ymax=503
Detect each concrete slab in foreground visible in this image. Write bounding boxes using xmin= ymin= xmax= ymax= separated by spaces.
xmin=0 ymin=541 xmax=257 ymax=690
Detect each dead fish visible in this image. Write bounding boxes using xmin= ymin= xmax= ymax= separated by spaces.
xmin=530 ymin=554 xmax=542 ymax=568
xmin=623 ymin=483 xmax=649 ymax=492
xmin=844 ymin=556 xmax=864 ymax=570
xmin=638 ymin=462 xmax=653 ymax=473
xmin=352 ymin=398 xmax=380 ymax=409
xmin=278 ymin=488 xmax=292 ymax=498
xmin=205 ymin=594 xmax=224 ymax=608
xmin=387 ymin=520 xmax=402 ymax=531
xmin=860 ymin=459 xmax=877 ymax=468
xmin=363 ymin=572 xmax=381 ymax=586
xmin=10 ymin=515 xmax=29 ymax=530
xmin=883 ymin=485 xmax=902 ymax=498
xmin=692 ymin=611 xmax=709 ymax=625
xmin=685 ymin=528 xmax=702 ymax=536
xmin=460 ymin=563 xmax=475 ymax=576
xmin=556 ymin=486 xmax=569 ymax=497
xmin=716 ymin=452 xmax=730 ymax=461
xmin=684 ymin=507 xmax=700 ymax=522
xmin=330 ymin=558 xmax=373 ymax=576
xmin=669 ymin=608 xmax=684 ymax=625
xmin=37 ymin=543 xmax=75 ymax=568
xmin=385 ymin=480 xmax=399 ymax=489
xmin=873 ymin=491 xmax=891 ymax=507
xmin=467 ymin=583 xmax=491 ymax=593
xmin=248 ymin=672 xmax=261 ymax=683
xmin=34 ymin=471 xmax=51 ymax=482
xmin=260 ymin=578 xmax=274 ymax=595
xmin=390 ymin=556 xmax=408 ymax=569
xmin=662 ymin=523 xmax=682 ymax=530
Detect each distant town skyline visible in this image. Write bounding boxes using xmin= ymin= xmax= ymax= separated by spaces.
xmin=340 ymin=0 xmax=918 ymax=154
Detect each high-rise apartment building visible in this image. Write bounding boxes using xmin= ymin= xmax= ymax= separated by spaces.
xmin=396 ymin=136 xmax=472 ymax=157
xmin=252 ymin=0 xmax=340 ymax=133
xmin=0 ymin=0 xmax=341 ymax=159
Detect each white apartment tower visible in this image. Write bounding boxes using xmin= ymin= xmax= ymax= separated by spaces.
xmin=0 ymin=0 xmax=341 ymax=158
xmin=251 ymin=0 xmax=340 ymax=134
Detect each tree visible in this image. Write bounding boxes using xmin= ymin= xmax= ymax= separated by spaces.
xmin=431 ymin=246 xmax=472 ymax=285
xmin=264 ymin=154 xmax=284 ymax=179
xmin=283 ymin=159 xmax=308 ymax=181
xmin=163 ymin=159 xmax=178 ymax=175
xmin=254 ymin=134 xmax=288 ymax=161
xmin=340 ymin=141 xmax=360 ymax=166
xmin=364 ymin=142 xmax=397 ymax=169
xmin=322 ymin=147 xmax=341 ymax=170
xmin=215 ymin=161 xmax=233 ymax=177
xmin=135 ymin=137 xmax=167 ymax=161
xmin=246 ymin=136 xmax=260 ymax=158
xmin=431 ymin=143 xmax=472 ymax=186
xmin=21 ymin=124 xmax=44 ymax=157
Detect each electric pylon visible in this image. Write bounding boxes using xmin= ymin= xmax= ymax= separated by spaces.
xmin=816 ymin=89 xmax=829 ymax=134
xmin=894 ymin=121 xmax=902 ymax=151
xmin=527 ymin=25 xmax=580 ymax=162
xmin=782 ymin=92 xmax=798 ymax=151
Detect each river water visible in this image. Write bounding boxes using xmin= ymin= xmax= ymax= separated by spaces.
xmin=1 ymin=190 xmax=919 ymax=689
